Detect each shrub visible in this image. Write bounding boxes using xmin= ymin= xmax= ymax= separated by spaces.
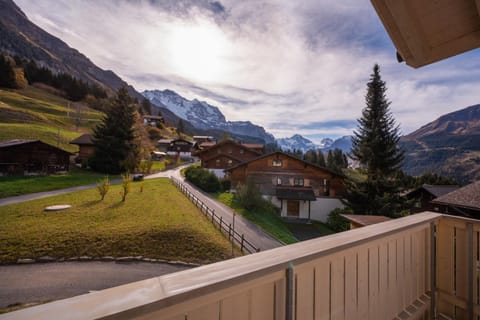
xmin=136 ymin=159 xmax=153 ymax=174
xmin=220 ymin=179 xmax=231 ymax=192
xmin=96 ymin=176 xmax=110 ymax=200
xmin=121 ymin=172 xmax=131 ymax=202
xmin=185 ymin=166 xmax=221 ymax=193
xmin=326 ymin=208 xmax=351 ymax=232
xmin=235 ymin=178 xmax=264 ymax=211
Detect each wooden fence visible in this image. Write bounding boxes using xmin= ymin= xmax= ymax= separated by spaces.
xmin=171 ymin=177 xmax=259 ymax=254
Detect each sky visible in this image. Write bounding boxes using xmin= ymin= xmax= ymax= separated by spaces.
xmin=15 ymin=0 xmax=480 ymax=142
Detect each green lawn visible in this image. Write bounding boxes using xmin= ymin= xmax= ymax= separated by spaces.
xmin=0 ymin=167 xmax=120 ymax=198
xmin=216 ymin=193 xmax=298 ymax=244
xmin=0 ymin=179 xmax=233 ymax=264
xmin=0 ymin=87 xmax=103 ymax=152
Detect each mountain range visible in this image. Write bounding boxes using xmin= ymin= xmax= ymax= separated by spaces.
xmin=143 ymin=89 xmax=275 ymax=144
xmin=2 ymin=0 xmax=479 ymax=183
xmin=400 ymin=104 xmax=480 ymax=183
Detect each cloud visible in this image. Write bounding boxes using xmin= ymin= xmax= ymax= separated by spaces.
xmin=15 ymin=0 xmax=480 ymax=142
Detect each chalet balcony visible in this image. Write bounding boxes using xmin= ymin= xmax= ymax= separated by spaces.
xmin=2 ymin=212 xmax=478 ymax=320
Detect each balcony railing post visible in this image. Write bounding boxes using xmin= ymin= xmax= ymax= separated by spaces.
xmin=467 ymin=223 xmax=474 ymax=320
xmin=430 ymin=222 xmax=436 ymax=320
xmin=286 ymin=263 xmax=295 ymax=320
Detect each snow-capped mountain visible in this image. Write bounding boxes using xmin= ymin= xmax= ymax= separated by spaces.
xmin=276 ymin=134 xmax=351 ymax=154
xmin=142 ymin=89 xmax=275 ymax=144
xmin=276 ymin=134 xmax=318 ymax=153
xmin=322 ymin=136 xmax=352 ymax=153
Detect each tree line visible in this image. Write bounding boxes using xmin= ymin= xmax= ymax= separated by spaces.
xmin=0 ymin=53 xmax=107 ymax=102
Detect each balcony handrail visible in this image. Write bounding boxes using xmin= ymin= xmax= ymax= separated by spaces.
xmin=0 ymin=211 xmax=443 ymax=320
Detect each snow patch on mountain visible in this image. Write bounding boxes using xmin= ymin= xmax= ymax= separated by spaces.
xmin=142 ymin=89 xmax=275 ymax=143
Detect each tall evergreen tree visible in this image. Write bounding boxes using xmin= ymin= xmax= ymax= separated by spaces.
xmin=89 ymin=87 xmax=139 ymax=174
xmin=344 ymin=64 xmax=405 ymax=216
xmin=0 ymin=55 xmax=17 ymax=88
xmin=317 ymin=150 xmax=326 ymax=167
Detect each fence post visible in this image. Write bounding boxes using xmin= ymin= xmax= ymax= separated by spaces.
xmin=241 ymin=234 xmax=245 ymax=252
xmin=229 ymin=223 xmax=232 ymax=240
xmin=220 ymin=216 xmax=223 ymax=228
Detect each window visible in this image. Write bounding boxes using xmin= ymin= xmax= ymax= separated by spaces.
xmin=294 ymin=178 xmax=304 ymax=186
xmin=277 ymin=177 xmax=282 ymax=185
xmin=228 ymin=149 xmax=233 ymax=154
xmin=228 ymin=160 xmax=233 ymax=165
xmin=323 ymin=179 xmax=330 ymax=196
xmin=272 ymin=159 xmax=282 ymax=167
xmin=240 ymin=149 xmax=244 ymax=154
xmin=215 ymin=159 xmax=221 ymax=167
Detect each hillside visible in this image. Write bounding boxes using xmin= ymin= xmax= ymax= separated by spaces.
xmin=0 ymin=0 xmax=195 ymax=134
xmin=0 ymin=86 xmax=103 ymax=152
xmin=401 ymin=104 xmax=480 ymax=183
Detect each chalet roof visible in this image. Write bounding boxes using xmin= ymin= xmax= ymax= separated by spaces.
xmin=69 ymin=134 xmax=93 ymax=146
xmin=158 ymin=139 xmax=173 ymax=145
xmin=405 ymin=184 xmax=460 ymax=198
xmin=143 ymin=115 xmax=163 ymax=120
xmin=340 ymin=214 xmax=392 ymax=227
xmin=431 ymin=181 xmax=480 ymax=211
xmin=371 ymin=0 xmax=480 ymax=68
xmin=171 ymin=138 xmax=193 ymax=145
xmin=225 ymin=151 xmax=344 ymax=178
xmin=201 ymin=153 xmax=244 ymax=163
xmin=241 ymin=143 xmax=264 ymax=150
xmin=276 ymin=186 xmax=316 ymax=201
xmin=0 ymin=139 xmax=73 ymax=155
xmin=0 ymin=139 xmax=37 ymax=148
xmin=195 ymin=139 xmax=263 ymax=156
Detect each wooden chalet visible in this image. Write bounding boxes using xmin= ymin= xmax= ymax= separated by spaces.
xmin=0 ymin=139 xmax=71 ymax=175
xmin=404 ymin=184 xmax=460 ymax=213
xmin=371 ymin=0 xmax=480 ymax=68
xmin=167 ymin=138 xmax=194 ymax=159
xmin=226 ymin=151 xmax=346 ymax=222
xmin=194 ymin=140 xmax=263 ymax=178
xmin=431 ymin=180 xmax=480 ymax=218
xmin=142 ymin=115 xmax=164 ymax=126
xmin=69 ymin=133 xmax=94 ymax=164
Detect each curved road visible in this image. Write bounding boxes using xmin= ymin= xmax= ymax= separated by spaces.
xmin=147 ymin=166 xmax=283 ymax=251
xmin=0 ymin=164 xmax=282 ymax=309
xmin=0 ymin=261 xmax=191 ymax=309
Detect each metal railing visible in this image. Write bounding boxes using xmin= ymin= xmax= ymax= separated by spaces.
xmin=171 ymin=177 xmax=259 ymax=254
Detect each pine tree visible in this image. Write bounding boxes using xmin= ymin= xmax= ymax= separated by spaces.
xmin=89 ymin=87 xmax=140 ymax=174
xmin=141 ymin=98 xmax=152 ymax=115
xmin=0 ymin=55 xmax=17 ymax=88
xmin=317 ymin=150 xmax=326 ymax=167
xmin=344 ymin=64 xmax=405 ymax=216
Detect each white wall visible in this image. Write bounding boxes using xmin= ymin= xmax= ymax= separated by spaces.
xmin=207 ymin=168 xmax=226 ymax=179
xmin=270 ymin=196 xmax=344 ymax=222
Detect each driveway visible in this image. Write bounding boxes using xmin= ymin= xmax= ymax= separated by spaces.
xmin=0 ymin=261 xmax=192 ymax=309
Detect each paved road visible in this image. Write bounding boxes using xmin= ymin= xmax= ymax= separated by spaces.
xmin=147 ymin=167 xmax=283 ymax=251
xmin=0 ymin=262 xmax=192 ymax=309
xmin=0 ymin=179 xmax=121 ymax=207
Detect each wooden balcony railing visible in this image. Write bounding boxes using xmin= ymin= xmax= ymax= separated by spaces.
xmin=1 ymin=212 xmax=479 ymax=320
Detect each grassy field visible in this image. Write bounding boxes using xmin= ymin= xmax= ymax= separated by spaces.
xmin=216 ymin=193 xmax=298 ymax=244
xmin=0 ymin=167 xmax=121 ymax=198
xmin=0 ymin=87 xmax=103 ymax=152
xmin=0 ymin=179 xmax=233 ymax=264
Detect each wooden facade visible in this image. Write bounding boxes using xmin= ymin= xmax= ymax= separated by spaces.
xmin=195 ymin=140 xmax=263 ymax=170
xmin=69 ymin=133 xmax=94 ymax=164
xmin=405 ymin=184 xmax=460 ymax=214
xmin=0 ymin=139 xmax=71 ymax=175
xmin=226 ymin=152 xmax=346 ymax=221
